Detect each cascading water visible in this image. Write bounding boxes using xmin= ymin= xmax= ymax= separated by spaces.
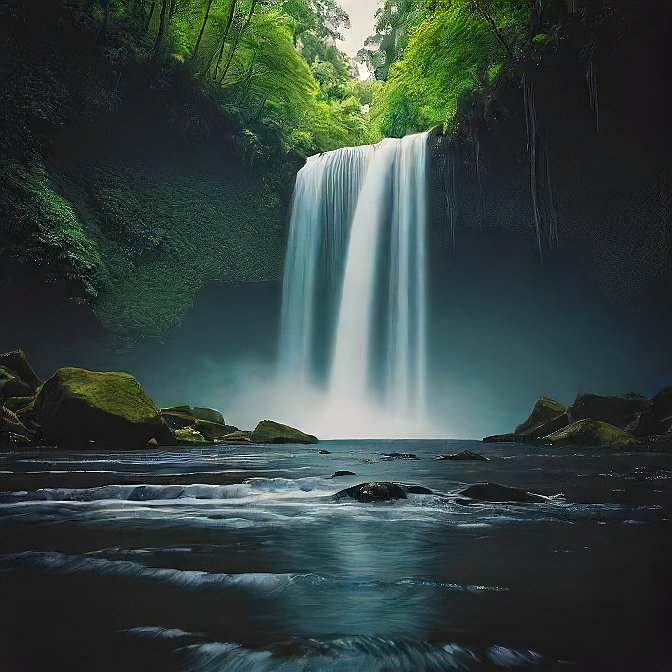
xmin=278 ymin=132 xmax=430 ymax=437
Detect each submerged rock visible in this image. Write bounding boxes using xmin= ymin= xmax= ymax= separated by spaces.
xmin=435 ymin=450 xmax=488 ymax=461
xmin=334 ymin=482 xmax=432 ymax=502
xmin=319 ymin=449 xmax=331 ymax=454
xmin=567 ymin=392 xmax=651 ymax=432
xmin=331 ymin=470 xmax=356 ymax=478
xmin=33 ymin=367 xmax=173 ymax=449
xmin=250 ymin=420 xmax=318 ymax=444
xmin=515 ymin=397 xmax=567 ymax=437
xmin=543 ymin=419 xmax=634 ymax=447
xmin=459 ymin=482 xmax=547 ymax=503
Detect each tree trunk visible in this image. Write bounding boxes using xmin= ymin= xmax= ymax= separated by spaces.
xmin=192 ymin=0 xmax=215 ymax=62
xmin=145 ymin=0 xmax=156 ymax=32
xmin=213 ymin=0 xmax=238 ymax=78
xmin=154 ymin=0 xmax=169 ymax=52
xmin=219 ymin=0 xmax=256 ymax=84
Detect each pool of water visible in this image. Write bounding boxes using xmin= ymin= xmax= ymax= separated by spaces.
xmin=1 ymin=439 xmax=670 ymax=671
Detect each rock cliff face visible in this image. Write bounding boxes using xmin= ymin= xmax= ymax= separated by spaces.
xmin=427 ymin=1 xmax=671 ymax=309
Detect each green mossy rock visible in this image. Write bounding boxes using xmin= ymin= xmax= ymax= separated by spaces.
xmin=567 ymin=392 xmax=651 ymax=431
xmin=543 ymin=419 xmax=634 ymax=448
xmin=515 ymin=397 xmax=568 ymax=437
xmin=174 ymin=427 xmax=209 ymax=445
xmin=0 ymin=367 xmax=33 ymax=400
xmin=33 ymin=367 xmax=173 ymax=449
xmin=250 ymin=420 xmax=318 ymax=444
xmin=0 ymin=350 xmax=41 ymax=391
xmin=194 ymin=419 xmax=238 ymax=442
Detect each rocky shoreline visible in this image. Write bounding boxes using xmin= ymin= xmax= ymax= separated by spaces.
xmin=0 ymin=350 xmax=317 ymax=450
xmin=483 ymin=392 xmax=672 ymax=450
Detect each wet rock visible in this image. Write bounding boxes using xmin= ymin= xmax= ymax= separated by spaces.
xmin=174 ymin=427 xmax=209 ymax=444
xmin=380 ymin=452 xmax=418 ymax=460
xmin=33 ymin=367 xmax=173 ymax=449
xmin=567 ymin=392 xmax=651 ymax=432
xmin=250 ymin=420 xmax=318 ymax=444
xmin=543 ymin=419 xmax=634 ymax=447
xmin=0 ymin=350 xmax=41 ymax=392
xmin=515 ymin=397 xmax=568 ymax=438
xmin=404 ymin=485 xmax=433 ymax=494
xmin=319 ymin=449 xmax=331 ymax=454
xmin=435 ymin=450 xmax=489 ymax=461
xmin=459 ymin=482 xmax=547 ymax=503
xmin=634 ymin=387 xmax=672 ymax=437
xmin=334 ymin=482 xmax=407 ymax=502
xmin=331 ymin=470 xmax=356 ymax=478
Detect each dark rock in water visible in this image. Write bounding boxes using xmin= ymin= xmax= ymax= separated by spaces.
xmin=193 ymin=419 xmax=238 ymax=441
xmin=335 ymin=482 xmax=406 ymax=502
xmin=0 ymin=350 xmax=41 ymax=392
xmin=435 ymin=450 xmax=488 ymax=461
xmin=160 ymin=406 xmax=236 ymax=441
xmin=331 ymin=470 xmax=356 ymax=478
xmin=515 ymin=397 xmax=567 ymax=438
xmin=459 ymin=482 xmax=547 ymax=503
xmin=33 ymin=367 xmax=173 ymax=449
xmin=543 ymin=419 xmax=634 ymax=447
xmin=404 ymin=485 xmax=433 ymax=495
xmin=635 ymin=387 xmax=672 ymax=437
xmin=319 ymin=449 xmax=331 ymax=454
xmin=250 ymin=420 xmax=318 ymax=444
xmin=334 ymin=481 xmax=432 ymax=502
xmin=380 ymin=452 xmax=418 ymax=460
xmin=568 ymin=392 xmax=651 ymax=432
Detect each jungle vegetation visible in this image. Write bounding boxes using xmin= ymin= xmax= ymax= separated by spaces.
xmin=81 ymin=0 xmax=542 ymax=152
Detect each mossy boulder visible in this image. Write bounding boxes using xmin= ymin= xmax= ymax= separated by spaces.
xmin=250 ymin=420 xmax=318 ymax=444
xmin=174 ymin=427 xmax=209 ymax=445
xmin=33 ymin=367 xmax=173 ymax=449
xmin=543 ymin=419 xmax=634 ymax=448
xmin=0 ymin=350 xmax=41 ymax=391
xmin=515 ymin=397 xmax=568 ymax=438
xmin=567 ymin=392 xmax=651 ymax=432
xmin=161 ymin=405 xmax=236 ymax=441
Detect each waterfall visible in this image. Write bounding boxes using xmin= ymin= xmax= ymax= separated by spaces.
xmin=278 ymin=132 xmax=430 ymax=436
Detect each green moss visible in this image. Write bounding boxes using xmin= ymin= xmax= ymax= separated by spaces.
xmin=43 ymin=367 xmax=160 ymax=423
xmin=544 ymin=419 xmax=634 ymax=447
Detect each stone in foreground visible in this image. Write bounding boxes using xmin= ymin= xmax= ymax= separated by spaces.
xmin=334 ymin=481 xmax=432 ymax=502
xmin=250 ymin=420 xmax=317 ymax=444
xmin=33 ymin=367 xmax=173 ymax=449
xmin=543 ymin=419 xmax=634 ymax=447
xmin=435 ymin=450 xmax=488 ymax=461
xmin=459 ymin=482 xmax=547 ymax=503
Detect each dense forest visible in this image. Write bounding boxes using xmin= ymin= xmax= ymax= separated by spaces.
xmin=39 ymin=0 xmax=542 ymax=153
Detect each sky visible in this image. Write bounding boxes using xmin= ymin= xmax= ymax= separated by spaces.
xmin=336 ymin=0 xmax=379 ymax=58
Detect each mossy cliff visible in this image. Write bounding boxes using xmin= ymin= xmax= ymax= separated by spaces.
xmin=0 ymin=0 xmax=299 ymax=342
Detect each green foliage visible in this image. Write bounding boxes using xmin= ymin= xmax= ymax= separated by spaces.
xmin=90 ymin=0 xmax=369 ymax=152
xmin=368 ymin=0 xmax=534 ymax=137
